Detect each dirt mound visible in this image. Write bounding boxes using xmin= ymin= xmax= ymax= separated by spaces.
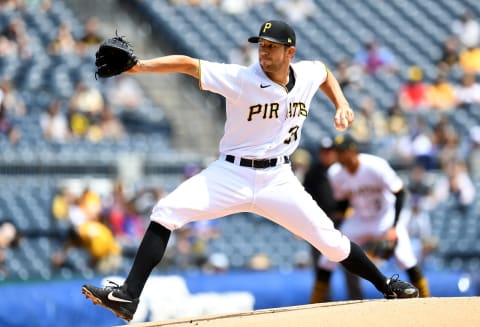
xmin=122 ymin=296 xmax=479 ymax=327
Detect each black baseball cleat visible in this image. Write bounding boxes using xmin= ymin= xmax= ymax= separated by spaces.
xmin=82 ymin=281 xmax=139 ymax=321
xmin=383 ymin=274 xmax=419 ymax=299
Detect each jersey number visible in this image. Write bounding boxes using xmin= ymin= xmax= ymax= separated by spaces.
xmin=284 ymin=125 xmax=299 ymax=144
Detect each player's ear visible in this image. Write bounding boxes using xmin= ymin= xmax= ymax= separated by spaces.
xmin=286 ymin=46 xmax=296 ymax=57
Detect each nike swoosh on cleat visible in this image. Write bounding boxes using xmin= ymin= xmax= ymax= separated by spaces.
xmin=107 ymin=291 xmax=133 ymax=303
xmin=260 ymin=84 xmax=271 ymax=88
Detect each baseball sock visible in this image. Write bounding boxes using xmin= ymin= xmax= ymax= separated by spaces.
xmin=124 ymin=221 xmax=171 ymax=298
xmin=340 ymin=241 xmax=387 ymax=293
xmin=406 ymin=265 xmax=430 ymax=297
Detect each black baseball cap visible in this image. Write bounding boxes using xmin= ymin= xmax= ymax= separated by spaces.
xmin=333 ymin=134 xmax=358 ymax=151
xmin=248 ymin=20 xmax=296 ymax=46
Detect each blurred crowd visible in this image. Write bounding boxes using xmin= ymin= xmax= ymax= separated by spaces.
xmin=0 ymin=1 xmax=158 ymax=148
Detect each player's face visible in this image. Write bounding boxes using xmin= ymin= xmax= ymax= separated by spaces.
xmin=258 ymin=39 xmax=294 ymax=72
xmin=336 ymin=149 xmax=359 ymax=173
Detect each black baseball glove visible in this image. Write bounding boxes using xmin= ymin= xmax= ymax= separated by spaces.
xmin=95 ymin=33 xmax=138 ymax=79
xmin=363 ymin=239 xmax=397 ymax=260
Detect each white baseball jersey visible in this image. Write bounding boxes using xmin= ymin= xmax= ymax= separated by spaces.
xmin=319 ymin=153 xmax=418 ymax=270
xmin=150 ymin=60 xmax=353 ymax=264
xmin=200 ymin=60 xmax=327 ymax=158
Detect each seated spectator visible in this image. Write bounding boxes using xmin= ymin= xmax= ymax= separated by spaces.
xmin=0 ymin=79 xmax=27 ymax=117
xmin=103 ymin=179 xmax=146 ymax=248
xmin=349 ymin=96 xmax=388 ymax=146
xmin=332 ymin=58 xmax=363 ymax=91
xmin=459 ymin=45 xmax=480 ymax=74
xmin=220 ymin=0 xmax=252 ymax=14
xmin=275 ymin=0 xmax=317 ymax=23
xmin=453 ymin=72 xmax=480 ymax=109
xmin=0 ymin=99 xmax=21 ymax=145
xmin=48 ymin=22 xmax=77 ymax=55
xmin=40 ymin=99 xmax=71 ymax=143
xmin=105 ymin=75 xmax=144 ymax=112
xmin=353 ymin=39 xmax=398 ymax=75
xmin=435 ymin=124 xmax=462 ymax=168
xmin=410 ymin=115 xmax=436 ymax=170
xmin=51 ymin=216 xmax=123 ymax=275
xmin=51 ymin=186 xmax=123 ymax=274
xmin=451 ymin=11 xmax=480 ymax=50
xmin=397 ymin=66 xmax=429 ymax=112
xmin=229 ymin=42 xmax=257 ymax=66
xmin=0 ymin=220 xmax=22 ymax=278
xmin=430 ymin=160 xmax=475 ymax=216
xmin=1 ymin=16 xmax=31 ymax=59
xmin=436 ymin=36 xmax=460 ymax=75
xmin=97 ymin=105 xmax=126 ymax=141
xmin=68 ymin=81 xmax=105 ymax=141
xmin=77 ymin=16 xmax=103 ymax=54
xmin=426 ymin=74 xmax=456 ymax=111
xmin=0 ymin=35 xmax=17 ymax=57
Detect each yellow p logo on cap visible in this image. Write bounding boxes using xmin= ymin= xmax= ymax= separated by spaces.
xmin=262 ymin=22 xmax=272 ymax=33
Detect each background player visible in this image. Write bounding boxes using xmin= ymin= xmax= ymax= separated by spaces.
xmin=302 ymin=137 xmax=344 ymax=302
xmin=313 ymin=134 xmax=430 ymax=302
xmin=82 ymin=20 xmax=418 ymax=322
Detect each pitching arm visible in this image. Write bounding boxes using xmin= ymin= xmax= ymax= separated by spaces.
xmin=128 ymin=55 xmax=200 ymax=79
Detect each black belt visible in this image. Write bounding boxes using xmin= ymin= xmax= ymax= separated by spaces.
xmin=225 ymin=154 xmax=290 ymax=168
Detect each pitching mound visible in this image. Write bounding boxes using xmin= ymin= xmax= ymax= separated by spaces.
xmin=122 ymin=296 xmax=479 ymax=327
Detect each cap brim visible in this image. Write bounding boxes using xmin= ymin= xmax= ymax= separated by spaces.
xmin=248 ymin=36 xmax=291 ymax=45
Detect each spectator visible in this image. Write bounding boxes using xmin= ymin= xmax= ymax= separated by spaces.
xmin=437 ymin=36 xmax=460 ymax=75
xmin=105 ymin=75 xmax=144 ymax=112
xmin=432 ymin=119 xmax=463 ymax=168
xmin=451 ymin=11 xmax=480 ymax=49
xmin=397 ymin=66 xmax=429 ymax=112
xmin=453 ymin=72 xmax=480 ymax=109
xmin=430 ymin=160 xmax=475 ymax=216
xmin=0 ymin=35 xmax=17 ymax=57
xmin=48 ymin=22 xmax=77 ymax=55
xmin=0 ymin=79 xmax=26 ymax=117
xmin=0 ymin=98 xmax=21 ymax=145
xmin=98 ymin=105 xmax=126 ymax=141
xmin=410 ymin=115 xmax=436 ymax=170
xmin=467 ymin=126 xmax=480 ymax=178
xmin=78 ymin=16 xmax=103 ymax=54
xmin=103 ymin=179 xmax=146 ymax=248
xmin=0 ymin=220 xmax=22 ymax=278
xmin=332 ymin=58 xmax=363 ymax=91
xmin=458 ymin=45 xmax=480 ymax=74
xmin=51 ymin=186 xmax=123 ymax=274
xmin=220 ymin=0 xmax=252 ymax=14
xmin=51 ymin=216 xmax=123 ymax=275
xmin=407 ymin=164 xmax=432 ymax=203
xmin=40 ymin=99 xmax=70 ymax=143
xmin=275 ymin=0 xmax=317 ymax=23
xmin=229 ymin=42 xmax=257 ymax=66
xmin=1 ymin=16 xmax=31 ymax=59
xmin=353 ymin=39 xmax=398 ymax=75
xmin=426 ymin=74 xmax=456 ymax=112
xmin=349 ymin=96 xmax=388 ymax=145
xmin=69 ymin=80 xmax=105 ymax=139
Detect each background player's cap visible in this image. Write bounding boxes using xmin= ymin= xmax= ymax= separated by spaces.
xmin=248 ymin=20 xmax=296 ymax=46
xmin=333 ymin=134 xmax=358 ymax=151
